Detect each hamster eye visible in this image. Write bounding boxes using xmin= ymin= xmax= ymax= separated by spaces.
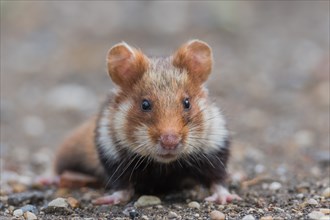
xmin=183 ymin=98 xmax=191 ymax=110
xmin=141 ymin=99 xmax=152 ymax=112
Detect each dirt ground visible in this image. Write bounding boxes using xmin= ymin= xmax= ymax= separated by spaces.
xmin=1 ymin=1 xmax=329 ymax=219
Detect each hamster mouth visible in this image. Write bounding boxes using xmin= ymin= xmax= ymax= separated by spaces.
xmin=154 ymin=143 xmax=183 ymax=163
xmin=155 ymin=153 xmax=179 ymax=163
xmin=157 ymin=153 xmax=176 ymax=159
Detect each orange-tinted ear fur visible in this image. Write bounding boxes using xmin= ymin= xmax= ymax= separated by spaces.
xmin=107 ymin=42 xmax=149 ymax=89
xmin=173 ymin=40 xmax=213 ymax=84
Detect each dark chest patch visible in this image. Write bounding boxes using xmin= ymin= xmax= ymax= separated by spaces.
xmin=97 ymin=140 xmax=230 ymax=194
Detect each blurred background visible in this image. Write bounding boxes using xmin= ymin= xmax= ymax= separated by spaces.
xmin=1 ymin=1 xmax=329 ymax=183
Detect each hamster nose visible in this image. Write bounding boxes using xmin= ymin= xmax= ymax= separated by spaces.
xmin=160 ymin=133 xmax=180 ymax=150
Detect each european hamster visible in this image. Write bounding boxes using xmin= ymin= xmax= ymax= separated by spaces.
xmin=54 ymin=40 xmax=240 ymax=205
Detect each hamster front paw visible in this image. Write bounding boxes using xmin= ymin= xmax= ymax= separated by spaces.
xmin=205 ymin=183 xmax=241 ymax=204
xmin=92 ymin=189 xmax=134 ymax=205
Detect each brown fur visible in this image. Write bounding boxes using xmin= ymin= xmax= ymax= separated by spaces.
xmin=173 ymin=40 xmax=213 ymax=84
xmin=121 ymin=56 xmax=208 ymax=149
xmin=55 ymin=40 xmax=229 ymax=194
xmin=107 ymin=43 xmax=149 ymax=90
xmin=54 ymin=117 xmax=105 ymax=179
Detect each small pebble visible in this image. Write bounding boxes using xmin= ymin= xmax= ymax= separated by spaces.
xmin=11 ymin=183 xmax=27 ymax=193
xmin=307 ymin=198 xmax=318 ymax=206
xmin=155 ymin=205 xmax=163 ymax=209
xmin=322 ymin=187 xmax=330 ymax=198
xmin=296 ymin=182 xmax=310 ymax=193
xmin=43 ymin=197 xmax=72 ymax=215
xmin=129 ymin=209 xmax=139 ymax=219
xmin=24 ymin=211 xmax=37 ymax=220
xmin=20 ymin=204 xmax=38 ymax=214
xmin=320 ymin=209 xmax=330 ymax=214
xmin=242 ymin=214 xmax=256 ymax=220
xmin=141 ymin=215 xmax=149 ymax=220
xmin=67 ymin=197 xmax=79 ymax=208
xmin=134 ymin=195 xmax=161 ymax=208
xmin=296 ymin=193 xmax=304 ymax=199
xmin=258 ymin=208 xmax=264 ymax=214
xmin=217 ymin=205 xmax=225 ymax=210
xmin=188 ymin=201 xmax=200 ymax=209
xmin=7 ymin=191 xmax=44 ymax=206
xmin=168 ymin=211 xmax=179 ymax=219
xmin=210 ymin=210 xmax=225 ymax=220
xmin=13 ymin=209 xmax=23 ymax=217
xmin=269 ymin=182 xmax=282 ymax=191
xmin=260 ymin=216 xmax=273 ymax=220
xmin=173 ymin=204 xmax=182 ymax=210
xmin=48 ymin=197 xmax=69 ymax=208
xmin=308 ymin=211 xmax=325 ymax=220
xmin=274 ymin=207 xmax=284 ymax=213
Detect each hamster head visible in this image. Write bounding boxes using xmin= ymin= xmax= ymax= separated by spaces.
xmin=105 ymin=40 xmax=228 ymax=163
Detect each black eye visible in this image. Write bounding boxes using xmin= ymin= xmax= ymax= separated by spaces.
xmin=141 ymin=99 xmax=152 ymax=112
xmin=183 ymin=98 xmax=191 ymax=110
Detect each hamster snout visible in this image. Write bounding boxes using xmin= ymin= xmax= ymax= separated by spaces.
xmin=160 ymin=132 xmax=181 ymax=150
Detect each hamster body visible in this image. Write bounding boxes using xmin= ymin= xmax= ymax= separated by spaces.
xmin=55 ymin=40 xmax=240 ymax=204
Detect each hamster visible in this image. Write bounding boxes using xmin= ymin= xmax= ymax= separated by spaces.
xmin=54 ymin=40 xmax=240 ymax=205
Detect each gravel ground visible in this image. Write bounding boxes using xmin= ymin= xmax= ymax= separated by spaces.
xmin=1 ymin=1 xmax=329 ymax=220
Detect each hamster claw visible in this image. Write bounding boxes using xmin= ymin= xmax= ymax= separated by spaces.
xmin=205 ymin=184 xmax=241 ymax=204
xmin=92 ymin=189 xmax=134 ymax=205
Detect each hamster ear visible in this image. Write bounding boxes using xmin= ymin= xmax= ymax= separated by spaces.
xmin=107 ymin=42 xmax=149 ymax=89
xmin=173 ymin=40 xmax=213 ymax=84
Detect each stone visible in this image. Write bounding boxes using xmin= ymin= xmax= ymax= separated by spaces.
xmin=320 ymin=216 xmax=330 ymax=220
xmin=260 ymin=216 xmax=273 ymax=220
xmin=67 ymin=197 xmax=79 ymax=208
xmin=296 ymin=193 xmax=304 ymax=199
xmin=11 ymin=183 xmax=27 ymax=193
xmin=168 ymin=211 xmax=179 ymax=219
xmin=320 ymin=209 xmax=330 ymax=214
xmin=296 ymin=182 xmax=310 ymax=193
xmin=188 ymin=201 xmax=200 ymax=209
xmin=13 ymin=209 xmax=23 ymax=217
xmin=43 ymin=197 xmax=73 ymax=215
xmin=242 ymin=215 xmax=256 ymax=220
xmin=7 ymin=191 xmax=44 ymax=206
xmin=129 ymin=209 xmax=139 ymax=219
xmin=48 ymin=198 xmax=69 ymax=208
xmin=24 ymin=211 xmax=38 ymax=220
xmin=308 ymin=211 xmax=325 ymax=220
xmin=20 ymin=204 xmax=38 ymax=214
xmin=173 ymin=204 xmax=182 ymax=210
xmin=269 ymin=182 xmax=282 ymax=191
xmin=141 ymin=215 xmax=149 ymax=220
xmin=322 ymin=187 xmax=330 ymax=198
xmin=134 ymin=195 xmax=161 ymax=208
xmin=210 ymin=210 xmax=225 ymax=220
xmin=307 ymin=198 xmax=318 ymax=205
xmin=155 ymin=205 xmax=163 ymax=209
